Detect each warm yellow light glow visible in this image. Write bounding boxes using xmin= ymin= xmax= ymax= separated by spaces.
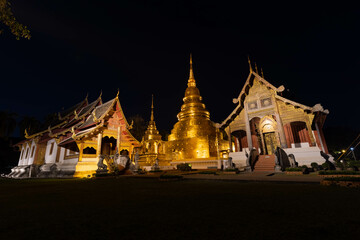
xmin=342 ymin=150 xmax=346 ymax=153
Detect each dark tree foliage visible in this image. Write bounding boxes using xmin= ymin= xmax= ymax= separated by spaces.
xmin=18 ymin=116 xmax=41 ymax=137
xmin=0 ymin=111 xmax=17 ymax=139
xmin=128 ymin=114 xmax=147 ymax=142
xmin=0 ymin=0 xmax=30 ymax=39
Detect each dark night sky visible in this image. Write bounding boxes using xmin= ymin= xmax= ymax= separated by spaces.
xmin=1 ymin=1 xmax=360 ymax=136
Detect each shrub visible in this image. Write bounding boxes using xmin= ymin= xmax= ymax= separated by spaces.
xmin=347 ymin=161 xmax=360 ymax=171
xmin=176 ymin=163 xmax=192 ymax=171
xmin=318 ymin=170 xmax=360 ymax=175
xmin=335 ymin=161 xmax=345 ymax=170
xmin=324 ymin=177 xmax=360 ymax=182
xmin=285 ymin=167 xmax=303 ymax=172
xmin=301 ymin=165 xmax=308 ymax=169
xmin=322 ymin=162 xmax=330 ymax=170
xmin=198 ymin=171 xmax=217 ymax=174
xmin=311 ymin=162 xmax=319 ymax=169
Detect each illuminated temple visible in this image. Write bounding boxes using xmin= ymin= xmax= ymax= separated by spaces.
xmin=9 ymin=55 xmax=332 ymax=178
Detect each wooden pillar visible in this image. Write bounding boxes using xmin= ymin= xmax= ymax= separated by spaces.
xmin=259 ymin=129 xmax=266 ymax=154
xmin=274 ymin=102 xmax=288 ymax=148
xmin=306 ymin=117 xmax=316 ymax=146
xmin=244 ymin=104 xmax=253 ymax=150
xmin=117 ymin=126 xmax=121 ymax=153
xmin=315 ymin=122 xmax=325 ymax=152
xmin=78 ymin=142 xmax=84 ymax=162
xmin=97 ymin=133 xmax=103 ymax=157
xmin=228 ymin=125 xmax=233 ymax=152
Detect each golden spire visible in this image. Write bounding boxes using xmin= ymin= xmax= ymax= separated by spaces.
xmin=248 ymin=55 xmax=253 ymax=73
xmin=188 ymin=53 xmax=196 ymax=87
xmin=143 ymin=94 xmax=161 ymax=141
xmin=255 ymin=62 xmax=259 ymax=74
xmin=261 ymin=67 xmax=264 ymax=78
xmin=150 ymin=94 xmax=154 ymax=122
xmin=116 ymin=88 xmax=119 ymax=99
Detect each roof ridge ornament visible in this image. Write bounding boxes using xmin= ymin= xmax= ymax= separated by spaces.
xmin=248 ymin=55 xmax=253 ymax=73
xmin=254 ymin=62 xmax=259 ymax=74
xmin=92 ymin=109 xmax=98 ymax=122
xmin=74 ymin=110 xmax=79 ymax=120
xmin=24 ymin=129 xmax=30 ymax=139
xmin=261 ymin=68 xmax=265 ymax=78
xmin=116 ymin=88 xmax=119 ymax=99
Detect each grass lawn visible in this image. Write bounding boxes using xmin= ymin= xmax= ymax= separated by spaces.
xmin=1 ymin=177 xmax=360 ymax=240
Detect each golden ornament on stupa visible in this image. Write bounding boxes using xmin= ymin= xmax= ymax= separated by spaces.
xmin=165 ymin=54 xmax=228 ymax=161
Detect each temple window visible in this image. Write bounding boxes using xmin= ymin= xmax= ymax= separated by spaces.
xmin=25 ymin=148 xmax=29 ymax=159
xmin=31 ymin=146 xmax=35 ymax=158
xmin=83 ymin=147 xmax=96 ymax=155
xmin=248 ymin=101 xmax=258 ymax=110
xmin=260 ymin=98 xmax=272 ymax=107
xmin=49 ymin=142 xmax=54 ymax=155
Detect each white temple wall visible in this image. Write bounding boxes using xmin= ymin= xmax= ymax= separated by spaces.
xmin=44 ymin=139 xmax=58 ymax=164
xmin=26 ymin=140 xmax=37 ymax=165
xmin=18 ymin=145 xmax=26 ymax=166
xmin=284 ymin=143 xmax=332 ymax=166
xmin=58 ymin=147 xmax=66 ymax=163
xmin=229 ymin=148 xmax=250 ymax=168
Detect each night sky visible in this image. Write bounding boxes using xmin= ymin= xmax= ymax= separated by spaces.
xmin=1 ymin=1 xmax=360 ymax=136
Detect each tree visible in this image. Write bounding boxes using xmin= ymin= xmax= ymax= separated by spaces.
xmin=0 ymin=0 xmax=30 ymax=39
xmin=0 ymin=111 xmax=17 ymax=140
xmin=128 ymin=115 xmax=147 ymax=142
xmin=18 ymin=115 xmax=41 ymax=137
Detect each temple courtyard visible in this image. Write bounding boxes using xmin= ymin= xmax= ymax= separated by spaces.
xmin=1 ymin=176 xmax=360 ymax=240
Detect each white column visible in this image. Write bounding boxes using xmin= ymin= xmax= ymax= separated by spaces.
xmin=244 ymin=104 xmax=253 ymax=150
xmin=97 ymin=133 xmax=103 ymax=157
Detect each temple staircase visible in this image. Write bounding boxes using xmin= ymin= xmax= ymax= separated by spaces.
xmin=253 ymin=155 xmax=275 ymax=172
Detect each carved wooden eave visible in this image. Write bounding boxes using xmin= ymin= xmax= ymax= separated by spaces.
xmin=220 ymin=70 xmax=328 ymax=130
xmin=275 ymin=95 xmax=312 ymax=112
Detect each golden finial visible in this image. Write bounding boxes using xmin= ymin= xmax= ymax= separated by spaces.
xmin=74 ymin=110 xmax=79 ymax=119
xmin=71 ymin=127 xmax=76 ymax=139
xmin=254 ymin=62 xmax=259 ymax=74
xmin=188 ymin=53 xmax=196 ymax=86
xmin=261 ymin=68 xmax=264 ymax=78
xmin=248 ymin=55 xmax=253 ymax=73
xmin=24 ymin=129 xmax=30 ymax=139
xmin=116 ymin=88 xmax=119 ymax=98
xmin=99 ymin=90 xmax=102 ymax=98
xmin=48 ymin=126 xmax=53 ymax=135
xmin=128 ymin=120 xmax=134 ymax=130
xmin=150 ymin=94 xmax=154 ymax=122
xmin=85 ymin=92 xmax=88 ymax=100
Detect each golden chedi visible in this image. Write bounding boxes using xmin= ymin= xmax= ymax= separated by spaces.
xmin=165 ymin=55 xmax=228 ymax=167
xmin=139 ymin=95 xmax=169 ymax=167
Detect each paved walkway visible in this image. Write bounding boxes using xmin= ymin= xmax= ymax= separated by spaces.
xmin=182 ymin=172 xmax=323 ymax=183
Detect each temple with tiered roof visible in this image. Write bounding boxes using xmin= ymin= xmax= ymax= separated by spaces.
xmin=10 ymin=92 xmax=140 ymax=178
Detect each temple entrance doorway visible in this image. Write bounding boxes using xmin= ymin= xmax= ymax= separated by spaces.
xmin=260 ymin=116 xmax=279 ymax=155
xmin=263 ymin=132 xmax=277 ymax=155
xmin=101 ymin=136 xmax=117 ymax=155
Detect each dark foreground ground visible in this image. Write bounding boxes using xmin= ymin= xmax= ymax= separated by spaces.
xmin=1 ymin=177 xmax=360 ymax=240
